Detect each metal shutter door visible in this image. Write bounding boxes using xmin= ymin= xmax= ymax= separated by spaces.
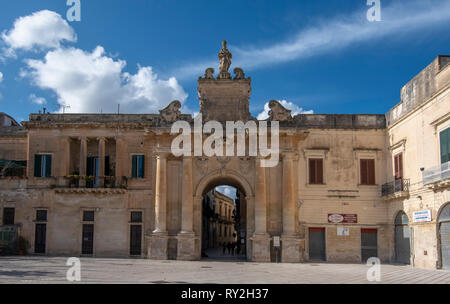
xmin=440 ymin=222 xmax=450 ymax=270
xmin=309 ymin=228 xmax=326 ymax=261
xmin=361 ymin=229 xmax=377 ymax=262
xmin=395 ymin=225 xmax=411 ymax=264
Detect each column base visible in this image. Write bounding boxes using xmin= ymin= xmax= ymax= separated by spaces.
xmin=251 ymin=233 xmax=271 ymax=262
xmin=148 ymin=232 xmax=169 ymax=260
xmin=281 ymin=235 xmax=305 ymax=263
xmin=176 ymin=232 xmax=197 ymax=261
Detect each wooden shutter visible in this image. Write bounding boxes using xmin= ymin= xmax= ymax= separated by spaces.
xmin=317 ymin=159 xmax=323 ymax=184
xmin=34 ymin=155 xmax=42 ymax=177
xmin=45 ymin=155 xmax=52 ymax=177
xmin=131 ymin=155 xmax=137 ymax=178
xmin=368 ymin=159 xmax=375 ymax=185
xmin=441 ymin=128 xmax=450 ymax=164
xmin=309 ymin=159 xmax=323 ymax=184
xmin=309 ymin=159 xmax=316 ymax=184
xmin=360 ymin=159 xmax=368 ymax=185
xmin=139 ymin=155 xmax=145 ymax=178
xmin=394 ymin=153 xmax=403 ymax=180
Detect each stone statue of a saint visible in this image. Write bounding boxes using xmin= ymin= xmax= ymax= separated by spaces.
xmin=218 ymin=40 xmax=232 ymax=79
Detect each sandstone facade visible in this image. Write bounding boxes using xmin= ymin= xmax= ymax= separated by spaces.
xmin=0 ymin=45 xmax=449 ymax=269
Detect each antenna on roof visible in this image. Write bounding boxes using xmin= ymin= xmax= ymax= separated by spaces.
xmin=117 ymin=104 xmax=120 ymax=115
xmin=61 ymin=104 xmax=71 ymax=114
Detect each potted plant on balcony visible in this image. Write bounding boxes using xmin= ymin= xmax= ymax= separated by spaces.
xmin=15 ymin=236 xmax=29 ymax=256
xmin=65 ymin=174 xmax=80 ymax=188
xmin=104 ymin=175 xmax=115 ymax=188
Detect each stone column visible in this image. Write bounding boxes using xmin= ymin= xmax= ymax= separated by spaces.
xmin=79 ymin=137 xmax=87 ymax=187
xmin=58 ymin=137 xmax=71 ymax=187
xmin=281 ymin=152 xmax=304 ymax=263
xmin=251 ymin=157 xmax=270 ymax=262
xmin=153 ymin=153 xmax=168 ymax=234
xmin=98 ymin=137 xmax=105 ymax=187
xmin=282 ymin=153 xmax=296 ymax=236
xmin=149 ymin=153 xmax=168 ymax=260
xmin=115 ymin=136 xmax=124 ymax=185
xmin=177 ymin=156 xmax=196 ymax=260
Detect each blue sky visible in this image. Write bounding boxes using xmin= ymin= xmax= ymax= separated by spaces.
xmin=0 ymin=0 xmax=449 ymax=123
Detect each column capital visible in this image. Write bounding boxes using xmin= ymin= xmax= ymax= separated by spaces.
xmin=154 ymin=152 xmax=170 ymax=159
xmin=282 ymin=151 xmax=298 ymax=161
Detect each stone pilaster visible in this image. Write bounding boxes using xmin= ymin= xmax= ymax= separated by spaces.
xmin=281 ymin=152 xmax=303 ymax=262
xmin=177 ymin=156 xmax=196 ymax=260
xmin=79 ymin=137 xmax=87 ymax=187
xmin=149 ymin=153 xmax=168 ymax=260
xmin=98 ymin=137 xmax=105 ymax=187
xmin=252 ymin=157 xmax=270 ymax=262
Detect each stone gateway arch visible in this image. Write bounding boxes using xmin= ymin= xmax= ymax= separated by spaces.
xmin=1 ymin=42 xmax=448 ymax=269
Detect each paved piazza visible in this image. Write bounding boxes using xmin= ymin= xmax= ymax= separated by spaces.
xmin=0 ymin=257 xmax=449 ymax=284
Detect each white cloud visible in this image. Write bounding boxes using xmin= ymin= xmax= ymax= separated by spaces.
xmin=23 ymin=46 xmax=188 ymax=113
xmin=0 ymin=71 xmax=3 ymax=83
xmin=257 ymin=100 xmax=313 ymax=120
xmin=1 ymin=10 xmax=76 ymax=56
xmin=216 ymin=186 xmax=237 ymax=201
xmin=174 ymin=0 xmax=450 ymax=78
xmin=29 ymin=93 xmax=46 ymax=105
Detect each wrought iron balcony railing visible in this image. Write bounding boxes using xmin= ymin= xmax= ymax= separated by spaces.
xmin=422 ymin=161 xmax=450 ymax=185
xmin=381 ymin=178 xmax=410 ymax=197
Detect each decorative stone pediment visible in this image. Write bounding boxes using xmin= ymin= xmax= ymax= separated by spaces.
xmin=268 ymin=100 xmax=292 ymax=121
xmin=159 ymin=100 xmax=181 ymax=123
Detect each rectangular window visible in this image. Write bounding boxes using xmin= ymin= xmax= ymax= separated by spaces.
xmin=440 ymin=128 xmax=450 ymax=164
xmin=3 ymin=208 xmax=15 ymax=225
xmin=394 ymin=153 xmax=403 ymax=180
xmin=83 ymin=211 xmax=95 ymax=222
xmin=36 ymin=210 xmax=47 ymax=222
xmin=131 ymin=155 xmax=145 ymax=178
xmin=34 ymin=154 xmax=52 ymax=178
xmin=360 ymin=159 xmax=375 ymax=185
xmin=130 ymin=211 xmax=142 ymax=223
xmin=309 ymin=158 xmax=324 ymax=184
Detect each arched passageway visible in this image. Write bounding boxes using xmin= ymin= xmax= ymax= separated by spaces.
xmin=194 ymin=171 xmax=254 ymax=261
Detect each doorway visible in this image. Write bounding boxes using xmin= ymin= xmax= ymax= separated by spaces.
xmin=395 ymin=211 xmax=411 ymax=264
xmin=309 ymin=227 xmax=326 ymax=261
xmin=438 ymin=203 xmax=450 ymax=270
xmin=361 ymin=228 xmax=378 ymax=262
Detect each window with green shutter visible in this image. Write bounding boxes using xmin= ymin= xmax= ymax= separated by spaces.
xmin=34 ymin=154 xmax=52 ymax=178
xmin=131 ymin=155 xmax=145 ymax=178
xmin=441 ymin=128 xmax=450 ymax=164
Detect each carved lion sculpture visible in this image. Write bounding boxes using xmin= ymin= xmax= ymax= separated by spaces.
xmin=233 ymin=67 xmax=245 ymax=80
xmin=268 ymin=100 xmax=292 ymax=121
xmin=159 ymin=100 xmax=182 ymax=123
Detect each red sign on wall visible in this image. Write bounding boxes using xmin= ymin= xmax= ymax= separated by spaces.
xmin=328 ymin=214 xmax=358 ymax=224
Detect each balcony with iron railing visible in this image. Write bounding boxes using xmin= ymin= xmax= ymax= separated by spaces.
xmin=381 ymin=178 xmax=410 ymax=199
xmin=422 ymin=161 xmax=450 ymax=189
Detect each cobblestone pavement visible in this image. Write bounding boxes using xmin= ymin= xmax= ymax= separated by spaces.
xmin=0 ymin=256 xmax=449 ymax=284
